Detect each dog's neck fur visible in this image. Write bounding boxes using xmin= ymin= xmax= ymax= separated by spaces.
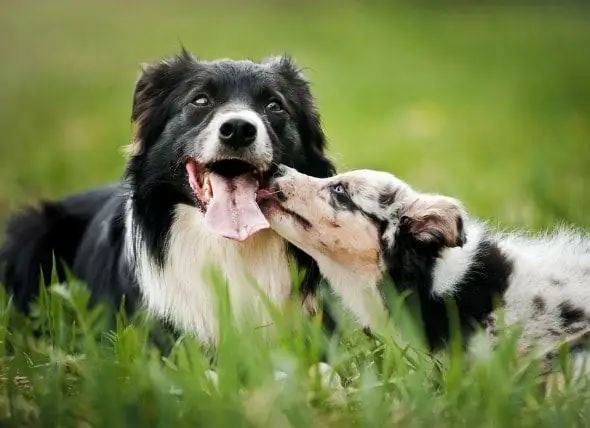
xmin=126 ymin=202 xmax=293 ymax=344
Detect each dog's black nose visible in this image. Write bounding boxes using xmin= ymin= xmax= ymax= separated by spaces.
xmin=219 ymin=118 xmax=257 ymax=149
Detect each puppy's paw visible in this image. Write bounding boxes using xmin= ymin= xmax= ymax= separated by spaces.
xmin=309 ymin=362 xmax=343 ymax=390
xmin=204 ymin=369 xmax=219 ymax=389
xmin=273 ymin=370 xmax=289 ymax=382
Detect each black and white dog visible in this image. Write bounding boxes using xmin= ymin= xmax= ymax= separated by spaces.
xmin=0 ymin=50 xmax=335 ymax=345
xmin=261 ymin=165 xmax=590 ymax=370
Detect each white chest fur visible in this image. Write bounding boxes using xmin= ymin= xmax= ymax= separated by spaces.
xmin=127 ymin=204 xmax=292 ymax=344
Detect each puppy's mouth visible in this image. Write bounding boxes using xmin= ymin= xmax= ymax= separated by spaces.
xmin=256 ymin=180 xmax=312 ymax=231
xmin=186 ymin=159 xmax=274 ymax=242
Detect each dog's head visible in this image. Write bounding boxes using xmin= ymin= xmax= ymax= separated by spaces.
xmin=260 ymin=165 xmax=466 ymax=272
xmin=125 ymin=49 xmax=334 ymax=243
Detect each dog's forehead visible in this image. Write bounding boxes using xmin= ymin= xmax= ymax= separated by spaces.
xmin=202 ymin=59 xmax=279 ymax=87
xmin=341 ymin=170 xmax=404 ymax=193
xmin=208 ymin=59 xmax=260 ymax=72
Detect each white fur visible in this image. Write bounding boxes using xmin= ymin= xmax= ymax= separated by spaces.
xmin=125 ymin=202 xmax=292 ymax=344
xmin=496 ymin=228 xmax=590 ymax=350
xmin=430 ymin=221 xmax=486 ymax=297
xmin=314 ymin=253 xmax=388 ymax=329
xmin=341 ymin=169 xmax=411 ymax=220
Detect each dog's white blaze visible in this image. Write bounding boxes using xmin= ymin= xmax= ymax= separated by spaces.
xmin=200 ymin=106 xmax=273 ymax=168
xmin=126 ymin=203 xmax=291 ymax=343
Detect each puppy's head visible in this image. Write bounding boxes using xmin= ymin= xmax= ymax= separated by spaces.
xmin=260 ymin=165 xmax=466 ymax=271
xmin=126 ymin=49 xmax=334 ymax=242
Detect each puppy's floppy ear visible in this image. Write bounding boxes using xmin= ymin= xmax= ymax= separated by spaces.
xmin=400 ymin=195 xmax=467 ymax=249
xmin=263 ymin=54 xmax=335 ymax=179
xmin=125 ymin=49 xmax=196 ymax=157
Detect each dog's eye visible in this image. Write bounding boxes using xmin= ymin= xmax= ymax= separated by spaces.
xmin=265 ymin=99 xmax=284 ymax=113
xmin=333 ymin=184 xmax=346 ymax=194
xmin=192 ymin=94 xmax=211 ymax=107
xmin=330 ymin=183 xmax=355 ymax=209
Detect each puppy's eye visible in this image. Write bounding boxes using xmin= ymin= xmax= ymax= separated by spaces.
xmin=330 ymin=183 xmax=355 ymax=209
xmin=332 ymin=184 xmax=346 ymax=195
xmin=192 ymin=94 xmax=211 ymax=107
xmin=265 ymin=98 xmax=284 ymax=113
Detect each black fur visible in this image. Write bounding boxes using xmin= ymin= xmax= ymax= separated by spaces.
xmin=384 ymin=231 xmax=513 ymax=351
xmin=558 ymin=302 xmax=585 ymax=325
xmin=0 ymin=184 xmax=121 ymax=311
xmin=378 ymin=189 xmax=398 ymax=209
xmin=1 ymin=50 xmax=335 ymax=341
xmin=558 ymin=301 xmax=586 ymax=334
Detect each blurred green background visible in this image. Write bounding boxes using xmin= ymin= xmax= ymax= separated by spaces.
xmin=1 ymin=3 xmax=589 ymax=424
xmin=1 ymin=0 xmax=589 ymax=230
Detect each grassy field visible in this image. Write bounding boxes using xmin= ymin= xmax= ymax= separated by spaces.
xmin=1 ymin=1 xmax=590 ymax=426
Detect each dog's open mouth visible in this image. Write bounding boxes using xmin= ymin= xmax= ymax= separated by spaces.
xmin=186 ymin=159 xmax=274 ymax=242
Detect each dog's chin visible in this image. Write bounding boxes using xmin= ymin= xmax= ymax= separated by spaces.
xmin=185 ymin=158 xmax=276 ymax=242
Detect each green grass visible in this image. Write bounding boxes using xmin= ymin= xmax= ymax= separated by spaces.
xmin=2 ymin=272 xmax=590 ymax=427
xmin=1 ymin=1 xmax=590 ymax=426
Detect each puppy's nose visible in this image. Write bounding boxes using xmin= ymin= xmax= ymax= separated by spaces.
xmin=219 ymin=118 xmax=257 ymax=148
xmin=267 ymin=165 xmax=289 ymax=202
xmin=272 ymin=164 xmax=289 ymax=179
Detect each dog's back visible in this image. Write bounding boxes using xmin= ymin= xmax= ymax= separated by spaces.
xmin=498 ymin=228 xmax=590 ymax=294
xmin=492 ymin=228 xmax=590 ymax=352
xmin=0 ymin=184 xmax=120 ymax=311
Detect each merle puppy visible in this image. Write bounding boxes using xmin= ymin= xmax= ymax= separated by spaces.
xmin=261 ymin=165 xmax=590 ymax=372
xmin=1 ymin=50 xmax=335 ymax=345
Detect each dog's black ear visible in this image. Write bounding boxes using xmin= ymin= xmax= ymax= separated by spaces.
xmin=399 ymin=196 xmax=466 ymax=249
xmin=126 ymin=50 xmax=196 ymax=157
xmin=264 ymin=55 xmax=335 ymax=179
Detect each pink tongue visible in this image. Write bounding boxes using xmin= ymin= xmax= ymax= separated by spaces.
xmin=204 ymin=173 xmax=270 ymax=241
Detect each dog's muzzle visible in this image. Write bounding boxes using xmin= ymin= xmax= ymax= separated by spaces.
xmin=186 ymin=109 xmax=277 ymax=242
